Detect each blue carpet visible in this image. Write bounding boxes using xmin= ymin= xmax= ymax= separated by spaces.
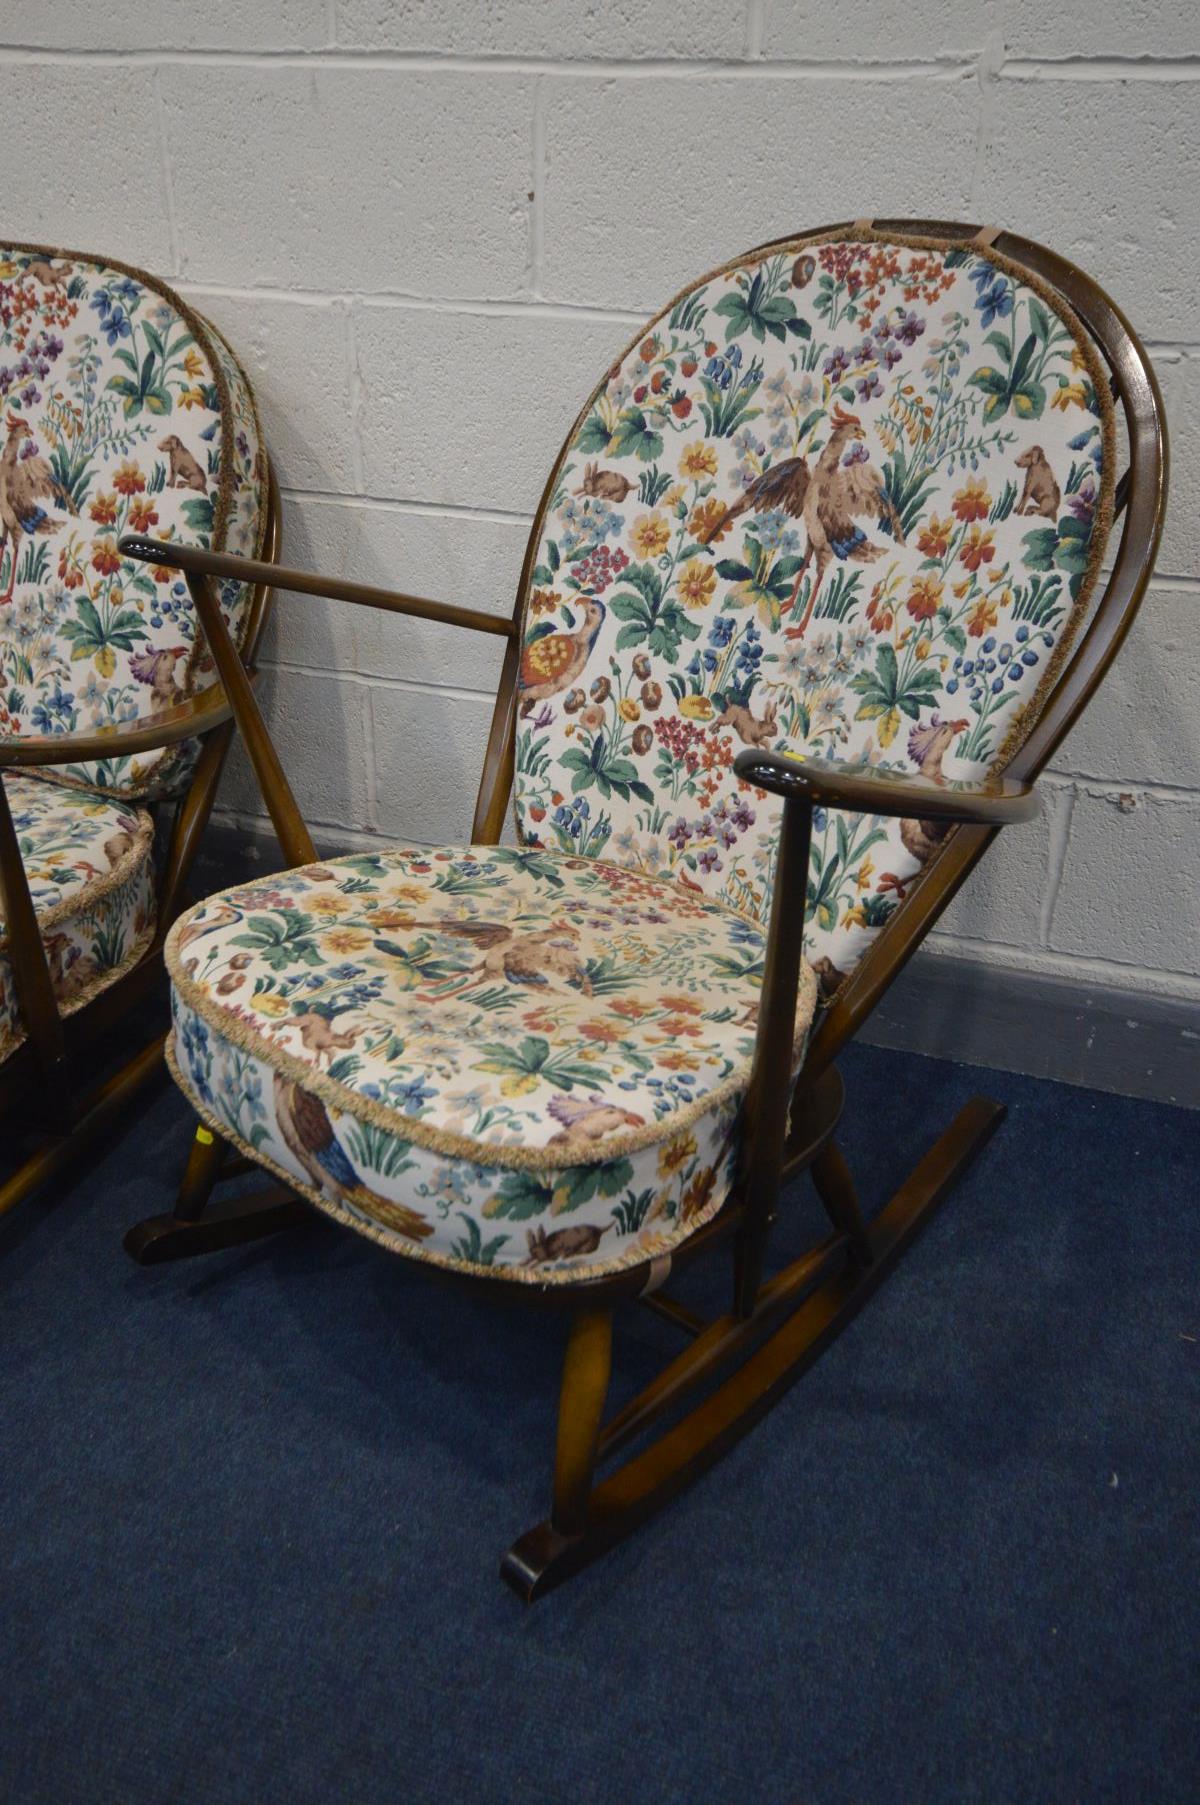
xmin=1 ymin=1044 xmax=1196 ymax=1804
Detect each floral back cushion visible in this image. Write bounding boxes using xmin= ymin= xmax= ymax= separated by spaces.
xmin=0 ymin=245 xmax=266 ymax=798
xmin=514 ymin=231 xmax=1113 ymax=987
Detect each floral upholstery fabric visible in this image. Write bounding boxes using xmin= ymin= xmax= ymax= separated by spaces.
xmin=514 ymin=232 xmax=1113 ymax=990
xmin=0 ymin=246 xmax=266 ymax=798
xmin=166 ymin=848 xmax=818 ymax=1281
xmin=0 ymin=773 xmax=155 ymax=1062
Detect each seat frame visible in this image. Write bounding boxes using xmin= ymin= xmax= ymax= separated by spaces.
xmin=117 ymin=221 xmax=1166 ymax=1600
xmin=0 ymin=468 xmax=281 ymax=1222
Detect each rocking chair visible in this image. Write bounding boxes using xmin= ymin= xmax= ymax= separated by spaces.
xmin=118 ymin=221 xmax=1165 ymax=1599
xmin=0 ymin=244 xmax=276 ymax=1222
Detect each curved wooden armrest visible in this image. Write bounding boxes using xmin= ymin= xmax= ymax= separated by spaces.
xmin=118 ymin=535 xmax=515 ymax=640
xmin=733 ymin=749 xmax=1039 ymax=825
xmin=0 ymin=682 xmax=236 ymax=769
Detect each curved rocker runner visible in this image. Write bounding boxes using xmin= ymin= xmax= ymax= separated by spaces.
xmin=117 ymin=220 xmax=1165 ymax=1599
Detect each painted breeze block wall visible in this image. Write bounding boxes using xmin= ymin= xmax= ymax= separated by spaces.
xmin=3 ymin=0 xmax=1196 ymax=1022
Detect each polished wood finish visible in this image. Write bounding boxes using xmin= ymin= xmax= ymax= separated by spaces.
xmin=635 ymin=1291 xmax=709 ymax=1338
xmin=114 ymin=223 xmax=1166 ymax=1599
xmin=551 ymin=1309 xmax=613 ymax=1537
xmin=733 ymin=748 xmax=1039 ymax=825
xmin=174 ymin=1122 xmax=230 ymax=1223
xmin=0 ymin=469 xmax=282 ymax=1222
xmin=502 ymin=1097 xmax=1004 ymax=1600
xmin=0 ymin=680 xmax=239 ymax=769
xmin=0 ymin=1035 xmax=167 ymax=1224
xmin=735 ymin=792 xmax=813 ymax=1319
xmin=600 ymin=1234 xmax=846 ymax=1465
xmin=123 ymin=1183 xmax=310 ymax=1264
xmin=185 ymin=569 xmax=316 ymax=869
xmin=118 ymin=534 xmax=515 ymax=641
xmin=809 ymin=1139 xmax=874 ymax=1267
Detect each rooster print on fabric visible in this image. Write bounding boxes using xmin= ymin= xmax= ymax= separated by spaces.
xmin=515 ymin=234 xmax=1112 ymax=985
xmin=0 ymin=248 xmax=265 ymax=797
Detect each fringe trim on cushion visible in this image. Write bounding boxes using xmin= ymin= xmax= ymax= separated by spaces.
xmin=0 ymin=891 xmax=156 ymax=1065
xmin=165 ymin=1032 xmax=740 ymax=1286
xmin=0 ymin=799 xmax=155 ymax=944
xmin=164 ymin=871 xmax=819 ymax=1174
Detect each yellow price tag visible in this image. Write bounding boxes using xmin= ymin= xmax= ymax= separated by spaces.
xmin=195 ymin=1126 xmax=214 ymax=1146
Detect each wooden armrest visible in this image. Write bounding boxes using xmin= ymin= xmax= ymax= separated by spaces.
xmin=733 ymin=749 xmax=1039 ymax=826
xmin=0 ymin=683 xmax=236 ymax=769
xmin=118 ymin=535 xmax=515 ymax=640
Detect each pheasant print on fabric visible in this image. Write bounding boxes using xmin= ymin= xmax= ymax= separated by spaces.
xmin=515 ymin=233 xmax=1112 ymax=985
xmin=166 ymin=846 xmax=818 ymax=1281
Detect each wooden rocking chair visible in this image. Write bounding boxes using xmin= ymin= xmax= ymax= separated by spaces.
xmin=118 ymin=221 xmax=1165 ymax=1599
xmin=0 ymin=245 xmax=277 ymax=1223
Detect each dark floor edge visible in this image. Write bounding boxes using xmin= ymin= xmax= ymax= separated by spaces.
xmin=864 ymin=950 xmax=1199 ymax=1110
xmin=196 ymin=820 xmax=1199 ymax=1111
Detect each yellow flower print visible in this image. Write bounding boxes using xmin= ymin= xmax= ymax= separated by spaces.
xmin=500 ymin=1073 xmax=540 ymax=1098
xmin=325 ymin=928 xmax=371 ymax=953
xmin=689 ymin=496 xmax=729 ymax=543
xmin=178 ymin=385 xmax=208 ymax=410
xmin=916 ymin=513 xmax=953 ymax=558
xmin=112 ymin=460 xmax=144 ymax=496
xmin=679 ymin=440 xmax=719 ymax=479
xmin=678 ymin=694 xmax=713 ymax=721
xmin=876 ymin=706 xmax=901 ymax=748
xmin=967 ymin=595 xmax=999 ymax=638
xmin=579 ymin=1019 xmax=622 ymax=1045
xmin=905 ymin=574 xmax=943 ymax=622
xmin=855 ymin=854 xmax=875 ymax=893
xmin=658 ymin=1131 xmax=697 ymax=1178
xmin=618 ymin=698 xmax=641 ymax=723
xmin=951 ymin=477 xmax=990 ymax=523
xmin=182 ymin=347 xmax=205 ymax=379
xmin=678 ymin=559 xmax=717 ymax=610
xmin=1052 ymin=379 xmax=1088 ymax=412
xmin=631 ymin=512 xmax=671 ymax=558
xmin=308 ymin=893 xmax=350 ymax=915
xmin=679 ymin=1165 xmax=716 ymax=1222
xmin=252 ymin=994 xmax=290 ymax=1018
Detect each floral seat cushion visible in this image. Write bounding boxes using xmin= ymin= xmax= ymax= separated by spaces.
xmin=0 ymin=773 xmax=155 ymax=1062
xmin=515 ymin=229 xmax=1113 ymax=991
xmin=0 ymin=244 xmax=266 ymax=797
xmin=166 ymin=847 xmax=818 ymax=1281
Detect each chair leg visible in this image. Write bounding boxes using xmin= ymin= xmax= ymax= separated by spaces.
xmin=810 ymin=1137 xmax=875 ymax=1266
xmin=123 ymin=1117 xmax=310 ymax=1264
xmin=550 ymin=1308 xmax=613 ymax=1538
xmin=502 ymin=1095 xmax=1006 ymax=1601
xmin=174 ymin=1122 xmax=227 ymax=1221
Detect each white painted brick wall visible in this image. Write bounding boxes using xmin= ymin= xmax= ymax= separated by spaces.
xmin=4 ymin=0 xmax=1197 ymax=1008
